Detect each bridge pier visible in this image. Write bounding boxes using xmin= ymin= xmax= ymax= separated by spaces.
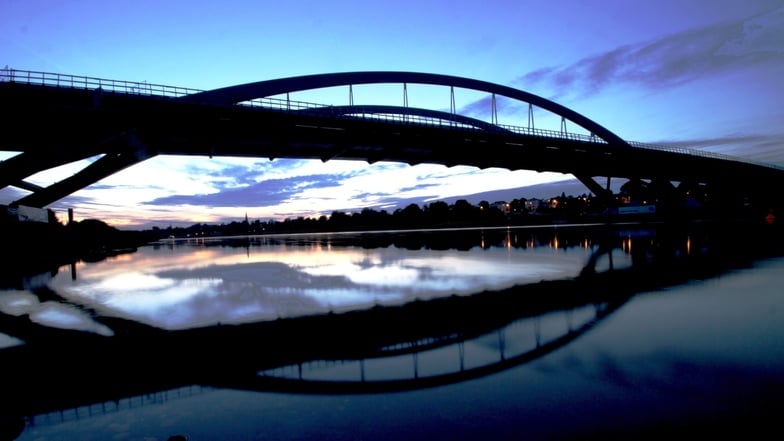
xmin=574 ymin=174 xmax=614 ymax=202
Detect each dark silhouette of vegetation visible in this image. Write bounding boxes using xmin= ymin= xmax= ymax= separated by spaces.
xmin=149 ymin=197 xmax=539 ymax=239
xmin=1 ymin=209 xmax=157 ymax=282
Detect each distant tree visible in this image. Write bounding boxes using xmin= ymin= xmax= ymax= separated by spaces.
xmin=406 ymin=204 xmax=423 ymax=213
xmin=397 ymin=204 xmax=424 ymax=226
xmin=328 ymin=210 xmax=350 ymax=230
xmin=452 ymin=199 xmax=478 ymax=224
xmin=426 ymin=201 xmax=450 ymax=225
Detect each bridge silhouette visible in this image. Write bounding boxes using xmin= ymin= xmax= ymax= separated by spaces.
xmin=2 ymin=69 xmax=783 ymax=213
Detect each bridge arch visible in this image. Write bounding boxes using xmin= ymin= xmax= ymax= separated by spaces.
xmin=184 ymin=71 xmax=631 ymax=148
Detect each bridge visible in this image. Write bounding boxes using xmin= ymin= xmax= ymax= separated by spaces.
xmin=1 ymin=69 xmax=783 ymax=212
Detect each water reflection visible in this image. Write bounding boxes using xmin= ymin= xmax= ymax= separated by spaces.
xmin=1 ymin=224 xmax=782 ymax=438
xmin=46 ymin=227 xmax=610 ymax=330
xmin=249 ymin=301 xmax=619 ymax=394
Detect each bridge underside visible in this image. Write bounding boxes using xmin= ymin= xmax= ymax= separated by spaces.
xmin=1 ymin=82 xmax=782 ymax=212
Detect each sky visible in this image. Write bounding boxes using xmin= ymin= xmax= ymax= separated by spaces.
xmin=1 ymin=0 xmax=782 ymax=229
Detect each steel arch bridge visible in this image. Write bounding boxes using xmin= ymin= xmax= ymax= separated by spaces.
xmin=1 ymin=69 xmax=782 ymax=212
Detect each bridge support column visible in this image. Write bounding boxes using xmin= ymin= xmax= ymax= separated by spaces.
xmin=574 ymin=174 xmax=614 ymax=202
xmin=12 ymin=131 xmax=157 ymax=208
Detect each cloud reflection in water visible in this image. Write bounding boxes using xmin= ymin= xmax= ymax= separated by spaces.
xmin=49 ymin=238 xmax=594 ymax=330
xmin=0 ymin=290 xmax=114 ymax=336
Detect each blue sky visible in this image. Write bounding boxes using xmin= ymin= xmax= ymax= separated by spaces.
xmin=1 ymin=0 xmax=782 ymax=228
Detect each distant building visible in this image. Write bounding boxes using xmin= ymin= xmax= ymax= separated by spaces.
xmin=4 ymin=205 xmax=50 ymax=223
xmin=617 ymin=204 xmax=656 ymax=215
xmin=491 ymin=201 xmax=509 ymax=213
xmin=525 ymin=198 xmax=545 ymax=213
xmin=605 ymin=204 xmax=657 ymax=216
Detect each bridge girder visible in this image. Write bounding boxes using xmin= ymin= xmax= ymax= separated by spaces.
xmin=11 ymin=131 xmax=156 ymax=208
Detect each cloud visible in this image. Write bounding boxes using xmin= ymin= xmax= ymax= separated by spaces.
xmin=459 ymin=94 xmax=521 ymax=120
xmin=146 ymin=172 xmax=352 ymax=208
xmin=515 ymin=7 xmax=784 ymax=99
xmin=651 ymin=132 xmax=784 ymax=164
xmin=346 ymin=185 xmax=442 ymax=211
xmin=195 ymin=164 xmax=259 ymax=189
xmin=395 ymin=182 xmax=441 ymax=193
xmin=325 ymin=194 xmax=439 ymax=214
xmin=181 ymin=158 xmax=293 ymax=190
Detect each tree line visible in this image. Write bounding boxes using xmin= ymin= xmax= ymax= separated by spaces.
xmin=149 ymin=194 xmax=599 ymax=238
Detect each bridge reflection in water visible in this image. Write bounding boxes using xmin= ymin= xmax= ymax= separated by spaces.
xmin=1 ymin=224 xmax=783 ymax=439
xmin=252 ymin=300 xmax=613 ymax=394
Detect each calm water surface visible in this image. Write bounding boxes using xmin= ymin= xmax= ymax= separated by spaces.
xmin=1 ymin=224 xmax=783 ymax=440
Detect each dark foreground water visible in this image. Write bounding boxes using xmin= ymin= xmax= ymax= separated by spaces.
xmin=1 ymin=223 xmax=783 ymax=440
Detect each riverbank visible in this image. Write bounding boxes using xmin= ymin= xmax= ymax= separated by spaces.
xmin=0 ymin=219 xmax=157 ymax=285
xmin=2 ymin=213 xmax=780 ymax=283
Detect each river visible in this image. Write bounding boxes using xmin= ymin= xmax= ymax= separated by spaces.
xmin=1 ymin=222 xmax=783 ymax=440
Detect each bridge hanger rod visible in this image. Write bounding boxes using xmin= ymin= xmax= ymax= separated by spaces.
xmin=491 ymin=93 xmax=498 ymax=125
xmin=403 ymin=82 xmax=408 ymax=123
xmin=450 ymin=86 xmax=456 ymax=127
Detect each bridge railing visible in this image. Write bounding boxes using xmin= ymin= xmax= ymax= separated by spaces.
xmin=1 ymin=68 xmax=202 ymax=99
xmin=627 ymin=140 xmax=784 ymax=171
xmin=25 ymin=385 xmax=206 ymax=430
